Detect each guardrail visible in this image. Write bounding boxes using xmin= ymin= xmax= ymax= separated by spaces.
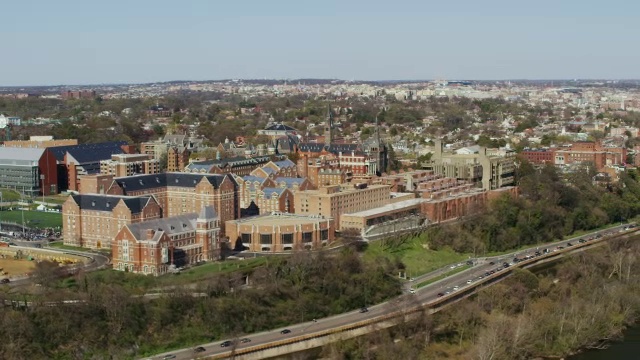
xmin=207 ymin=227 xmax=640 ymax=359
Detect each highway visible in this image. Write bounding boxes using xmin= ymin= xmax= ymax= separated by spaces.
xmin=146 ymin=223 xmax=635 ymax=360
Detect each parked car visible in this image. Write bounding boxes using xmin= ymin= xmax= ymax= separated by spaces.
xmin=360 ymin=307 xmax=369 ymax=313
xmin=0 ymin=278 xmax=9 ymax=284
xmin=281 ymin=329 xmax=291 ymax=334
xmin=193 ymin=346 xmax=206 ymax=353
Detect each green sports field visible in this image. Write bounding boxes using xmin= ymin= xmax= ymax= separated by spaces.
xmin=0 ymin=210 xmax=62 ymax=229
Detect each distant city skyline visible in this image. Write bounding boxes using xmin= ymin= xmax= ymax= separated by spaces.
xmin=3 ymin=0 xmax=640 ymax=86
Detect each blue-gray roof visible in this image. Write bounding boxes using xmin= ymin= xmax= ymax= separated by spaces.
xmin=113 ymin=173 xmax=233 ymax=193
xmin=71 ymin=194 xmax=153 ymax=214
xmin=262 ymin=187 xmax=285 ymax=197
xmin=49 ymin=141 xmax=127 ymax=163
xmin=275 ymin=177 xmax=305 ymax=187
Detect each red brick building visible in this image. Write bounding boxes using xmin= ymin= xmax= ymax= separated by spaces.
xmin=112 ymin=206 xmax=221 ymax=275
xmin=62 ymin=194 xmax=161 ymax=249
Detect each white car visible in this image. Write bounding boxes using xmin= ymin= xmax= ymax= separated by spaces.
xmin=453 ymin=286 xmax=459 ymax=291
xmin=466 ymin=279 xmax=473 ymax=284
xmin=409 ymin=288 xmax=416 ymax=294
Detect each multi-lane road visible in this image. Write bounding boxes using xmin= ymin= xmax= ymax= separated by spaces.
xmin=147 ymin=223 xmax=635 ymax=360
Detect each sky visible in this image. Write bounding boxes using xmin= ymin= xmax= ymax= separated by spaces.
xmin=2 ymin=0 xmax=640 ymax=86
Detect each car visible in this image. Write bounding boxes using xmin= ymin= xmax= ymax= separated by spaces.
xmin=489 ymin=270 xmax=495 ymax=274
xmin=220 ymin=341 xmax=233 ymax=347
xmin=513 ymin=257 xmax=521 ymax=263
xmin=503 ymin=262 xmax=509 ymax=268
xmin=194 ymin=346 xmax=206 ymax=353
xmin=0 ymin=278 xmax=9 ymax=284
xmin=466 ymin=279 xmax=473 ymax=284
xmin=453 ymin=286 xmax=459 ymax=291
xmin=485 ymin=272 xmax=491 ymax=277
xmin=567 ymin=242 xmax=573 ymax=246
xmin=557 ymin=246 xmax=564 ymax=250
xmin=489 ymin=261 xmax=495 ymax=265
xmin=437 ymin=292 xmax=445 ymax=297
xmin=162 ymin=355 xmax=177 ymax=360
xmin=466 ymin=260 xmax=474 ymax=266
xmin=579 ymin=239 xmax=587 ymax=243
xmin=409 ymin=277 xmax=415 ymax=282
xmin=359 ymin=307 xmax=369 ymax=313
xmin=281 ymin=329 xmax=291 ymax=334
xmin=240 ymin=338 xmax=251 ymax=343
xmin=409 ymin=288 xmax=416 ymax=294
xmin=478 ymin=275 xmax=484 ymax=280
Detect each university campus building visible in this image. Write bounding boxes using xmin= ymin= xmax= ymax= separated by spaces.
xmin=225 ymin=212 xmax=334 ymax=252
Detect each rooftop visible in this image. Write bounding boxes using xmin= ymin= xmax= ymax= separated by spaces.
xmin=343 ymin=198 xmax=426 ymax=218
xmin=228 ymin=212 xmax=329 ymax=226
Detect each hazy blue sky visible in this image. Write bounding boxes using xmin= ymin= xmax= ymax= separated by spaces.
xmin=3 ymin=0 xmax=640 ymax=85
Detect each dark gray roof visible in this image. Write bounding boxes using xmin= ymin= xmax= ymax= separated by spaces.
xmin=198 ymin=205 xmax=218 ymax=220
xmin=49 ymin=141 xmax=127 ymax=163
xmin=113 ymin=172 xmax=233 ymax=194
xmin=297 ymin=142 xmax=361 ymax=154
xmin=70 ymin=194 xmax=153 ymax=214
xmin=265 ymin=123 xmax=296 ymax=131
xmin=126 ymin=214 xmax=197 ymax=242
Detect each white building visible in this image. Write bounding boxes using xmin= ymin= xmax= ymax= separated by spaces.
xmin=0 ymin=114 xmax=21 ymax=128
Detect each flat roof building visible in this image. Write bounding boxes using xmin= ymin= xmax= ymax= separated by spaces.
xmin=225 ymin=212 xmax=334 ymax=252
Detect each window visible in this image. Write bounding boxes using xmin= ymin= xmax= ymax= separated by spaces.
xmin=302 ymin=232 xmax=313 ymax=243
xmin=281 ymin=233 xmax=293 ymax=244
xmin=241 ymin=233 xmax=251 ymax=243
xmin=320 ymin=229 xmax=329 ymax=241
xmin=260 ymin=234 xmax=273 ymax=245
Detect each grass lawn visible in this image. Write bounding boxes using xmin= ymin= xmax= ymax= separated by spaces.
xmin=0 ymin=189 xmax=22 ymax=202
xmin=48 ymin=241 xmax=93 ymax=252
xmin=0 ymin=210 xmax=62 ymax=229
xmin=41 ymin=195 xmax=69 ymax=205
xmin=363 ymin=234 xmax=470 ymax=277
xmin=85 ymin=257 xmax=269 ymax=290
xmin=416 ymin=265 xmax=471 ymax=288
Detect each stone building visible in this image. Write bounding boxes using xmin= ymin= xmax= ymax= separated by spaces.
xmin=112 ymin=206 xmax=221 ymax=275
xmin=225 ymin=212 xmax=334 ymax=252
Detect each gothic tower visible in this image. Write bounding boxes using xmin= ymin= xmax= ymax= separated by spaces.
xmin=324 ymin=105 xmax=333 ymax=145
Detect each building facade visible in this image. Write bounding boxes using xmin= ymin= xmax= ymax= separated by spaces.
xmin=62 ymin=194 xmax=161 ymax=249
xmin=294 ymin=183 xmax=391 ymax=230
xmin=100 ymin=154 xmax=160 ymax=177
xmin=0 ymin=147 xmax=58 ymax=196
xmin=112 ymin=206 xmax=221 ymax=275
xmin=225 ymin=212 xmax=334 ymax=252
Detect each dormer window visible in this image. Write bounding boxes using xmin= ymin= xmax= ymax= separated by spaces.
xmin=91 ymin=201 xmax=96 ymax=207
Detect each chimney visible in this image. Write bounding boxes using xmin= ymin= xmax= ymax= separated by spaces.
xmin=146 ymin=229 xmax=155 ymax=239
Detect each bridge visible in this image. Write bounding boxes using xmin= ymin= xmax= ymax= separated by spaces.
xmin=147 ymin=224 xmax=637 ymax=360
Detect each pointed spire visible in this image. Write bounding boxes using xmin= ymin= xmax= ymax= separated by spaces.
xmin=324 ymin=104 xmax=333 ymax=145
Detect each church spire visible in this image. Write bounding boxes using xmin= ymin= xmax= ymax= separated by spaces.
xmin=375 ymin=115 xmax=381 ymax=146
xmin=324 ymin=104 xmax=333 ymax=145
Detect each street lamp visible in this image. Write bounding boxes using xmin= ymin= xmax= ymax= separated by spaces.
xmin=40 ymin=174 xmax=45 ymax=204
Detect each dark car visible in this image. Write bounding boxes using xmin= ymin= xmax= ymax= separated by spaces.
xmin=485 ymin=272 xmax=491 ymax=277
xmin=503 ymin=262 xmax=510 ymax=268
xmin=220 ymin=340 xmax=233 ymax=347
xmin=437 ymin=292 xmax=445 ymax=297
xmin=360 ymin=307 xmax=369 ymax=313
xmin=281 ymin=329 xmax=291 ymax=334
xmin=489 ymin=261 xmax=495 ymax=265
xmin=162 ymin=355 xmax=176 ymax=360
xmin=194 ymin=346 xmax=206 ymax=353
xmin=579 ymin=239 xmax=587 ymax=243
xmin=240 ymin=338 xmax=251 ymax=343
xmin=567 ymin=242 xmax=573 ymax=246
xmin=0 ymin=278 xmax=9 ymax=284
